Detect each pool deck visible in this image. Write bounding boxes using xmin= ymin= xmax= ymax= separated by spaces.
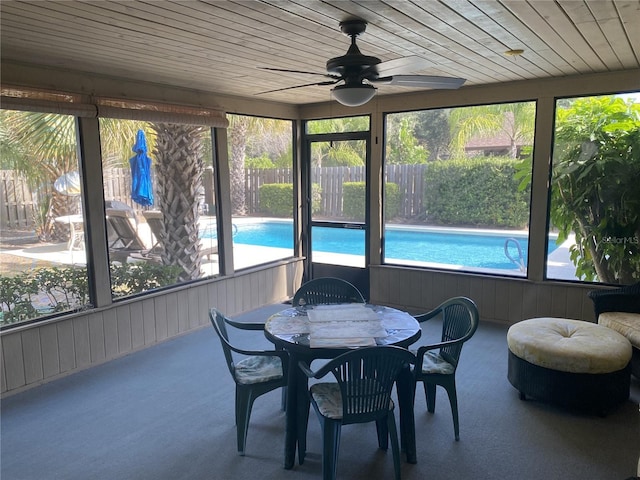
xmin=0 ymin=218 xmax=581 ymax=281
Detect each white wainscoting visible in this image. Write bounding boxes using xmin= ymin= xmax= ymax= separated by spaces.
xmin=1 ymin=260 xmax=303 ymax=396
xmin=370 ymin=265 xmax=598 ymax=325
xmin=3 ymin=262 xmax=602 ymax=396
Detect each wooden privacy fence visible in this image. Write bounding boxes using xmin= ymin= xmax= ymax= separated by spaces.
xmin=385 ymin=164 xmax=427 ymax=218
xmin=1 ymin=168 xmax=150 ymax=230
xmin=245 ymin=167 xmax=293 ymax=215
xmin=1 ymin=165 xmax=428 ymax=229
xmin=0 ymin=170 xmax=44 ymax=228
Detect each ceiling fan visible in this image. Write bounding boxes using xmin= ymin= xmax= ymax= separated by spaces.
xmin=259 ymin=19 xmax=466 ymax=107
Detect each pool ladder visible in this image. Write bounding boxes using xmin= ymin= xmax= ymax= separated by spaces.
xmin=504 ymin=237 xmax=526 ymax=272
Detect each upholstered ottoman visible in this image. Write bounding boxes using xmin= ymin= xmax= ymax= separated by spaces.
xmin=507 ymin=317 xmax=632 ymax=413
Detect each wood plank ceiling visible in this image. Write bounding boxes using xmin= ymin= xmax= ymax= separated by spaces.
xmin=1 ymin=0 xmax=639 ymax=105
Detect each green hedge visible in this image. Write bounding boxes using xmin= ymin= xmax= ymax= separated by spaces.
xmin=259 ymin=183 xmax=293 ymax=216
xmin=0 ymin=262 xmax=181 ymax=326
xmin=385 ymin=183 xmax=401 ymax=219
xmin=423 ymin=157 xmax=529 ymax=228
xmin=342 ymin=182 xmax=400 ymax=220
xmin=259 ymin=183 xmax=322 ymax=216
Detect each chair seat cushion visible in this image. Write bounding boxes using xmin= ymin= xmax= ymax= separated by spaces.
xmin=310 ymin=382 xmax=394 ymax=420
xmin=419 ymin=351 xmax=455 ymax=375
xmin=234 ymin=355 xmax=283 ymax=385
xmin=598 ymin=312 xmax=640 ymax=348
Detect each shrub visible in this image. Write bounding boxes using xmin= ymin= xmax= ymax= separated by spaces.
xmin=0 ymin=273 xmax=39 ymax=323
xmin=259 ymin=183 xmax=293 ymax=216
xmin=385 ymin=183 xmax=401 ymax=220
xmin=423 ymin=157 xmax=530 ymax=228
xmin=245 ymin=155 xmax=274 ymax=169
xmin=342 ymin=182 xmax=401 ymax=220
xmin=0 ymin=262 xmax=181 ymax=326
xmin=110 ymin=262 xmax=182 ymax=298
xmin=259 ymin=183 xmax=322 ymax=216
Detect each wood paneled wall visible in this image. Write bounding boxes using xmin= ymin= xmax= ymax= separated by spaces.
xmin=1 ymin=260 xmax=303 ymax=396
xmin=2 ymin=260 xmax=604 ymax=396
xmin=370 ymin=265 xmax=597 ymax=325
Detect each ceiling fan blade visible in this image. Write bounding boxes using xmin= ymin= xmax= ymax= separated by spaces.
xmin=375 ymin=56 xmax=433 ymax=76
xmin=371 ymin=75 xmax=466 ymax=89
xmin=258 ymin=67 xmax=336 ymax=78
xmin=256 ymin=80 xmax=341 ymax=95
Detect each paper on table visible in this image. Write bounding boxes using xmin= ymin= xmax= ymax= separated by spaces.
xmin=309 ymin=318 xmax=386 ymax=339
xmin=267 ymin=316 xmax=309 ymax=335
xmin=307 ymin=304 xmax=387 ymax=348
xmin=310 ymin=336 xmax=376 ymax=348
xmin=307 ymin=303 xmax=380 ymax=323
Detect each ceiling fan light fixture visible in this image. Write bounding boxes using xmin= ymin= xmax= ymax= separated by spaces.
xmin=331 ymin=84 xmax=376 ymax=107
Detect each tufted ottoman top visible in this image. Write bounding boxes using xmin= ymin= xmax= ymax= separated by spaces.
xmin=507 ymin=317 xmax=632 ymax=374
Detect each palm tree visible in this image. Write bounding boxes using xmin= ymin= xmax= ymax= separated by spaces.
xmin=307 ymin=116 xmax=369 ymax=167
xmin=227 ymin=115 xmax=293 ymax=214
xmin=1 ymin=110 xmax=78 ymax=240
xmin=151 ymin=123 xmax=207 ymax=282
xmin=228 ymin=115 xmax=250 ymax=215
xmin=0 ymin=110 xmax=140 ymax=240
xmin=448 ymin=102 xmax=535 ymax=158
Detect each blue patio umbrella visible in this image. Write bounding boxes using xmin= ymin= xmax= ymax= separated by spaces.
xmin=129 ymin=129 xmax=154 ymax=207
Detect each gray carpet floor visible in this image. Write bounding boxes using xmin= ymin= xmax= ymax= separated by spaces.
xmin=2 ymin=303 xmax=639 ymax=480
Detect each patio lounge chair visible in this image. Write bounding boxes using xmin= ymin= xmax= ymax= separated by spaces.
xmin=142 ymin=210 xmax=217 ymax=260
xmin=105 ymin=208 xmax=156 ymax=263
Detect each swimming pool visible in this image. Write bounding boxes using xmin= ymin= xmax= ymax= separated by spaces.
xmin=221 ymin=221 xmax=558 ymax=270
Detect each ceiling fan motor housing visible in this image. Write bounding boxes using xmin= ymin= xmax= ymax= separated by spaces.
xmin=327 ymin=19 xmax=381 ymax=83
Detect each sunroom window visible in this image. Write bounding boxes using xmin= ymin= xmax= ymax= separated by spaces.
xmin=99 ymin=118 xmax=220 ymax=299
xmin=547 ymin=92 xmax=640 ymax=283
xmin=0 ymin=108 xmax=90 ymax=326
xmin=383 ymin=102 xmax=539 ymax=277
xmin=227 ymin=114 xmax=294 ymax=270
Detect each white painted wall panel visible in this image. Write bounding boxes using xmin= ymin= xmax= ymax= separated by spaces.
xmin=177 ymin=291 xmax=190 ymax=333
xmin=2 ymin=333 xmax=25 ymax=390
xmin=40 ymin=324 xmax=60 ymax=379
xmin=1 ymin=260 xmax=303 ymax=396
xmin=142 ymin=298 xmax=156 ymax=345
xmin=115 ymin=305 xmax=132 ymax=354
xmin=370 ymin=266 xmax=597 ymax=325
xmin=129 ymin=301 xmax=145 ymax=350
xmin=188 ymin=288 xmax=200 ymax=330
xmin=166 ymin=292 xmax=179 ymax=337
xmin=72 ymin=317 xmax=91 ymax=369
xmin=57 ymin=321 xmax=75 ymax=374
xmin=21 ymin=328 xmax=43 ymax=385
xmin=103 ymin=309 xmax=118 ymax=359
xmin=1 ymin=350 xmax=6 ymax=392
xmin=154 ymin=295 xmax=168 ymax=342
xmin=88 ymin=312 xmax=106 ymax=363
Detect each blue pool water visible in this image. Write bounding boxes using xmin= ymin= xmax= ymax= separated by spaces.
xmin=224 ymin=221 xmax=557 ymax=270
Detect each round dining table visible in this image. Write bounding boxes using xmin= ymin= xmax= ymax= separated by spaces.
xmin=264 ymin=303 xmax=421 ymax=469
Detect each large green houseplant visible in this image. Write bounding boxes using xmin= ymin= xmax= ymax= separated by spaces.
xmin=551 ymin=96 xmax=640 ymax=283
